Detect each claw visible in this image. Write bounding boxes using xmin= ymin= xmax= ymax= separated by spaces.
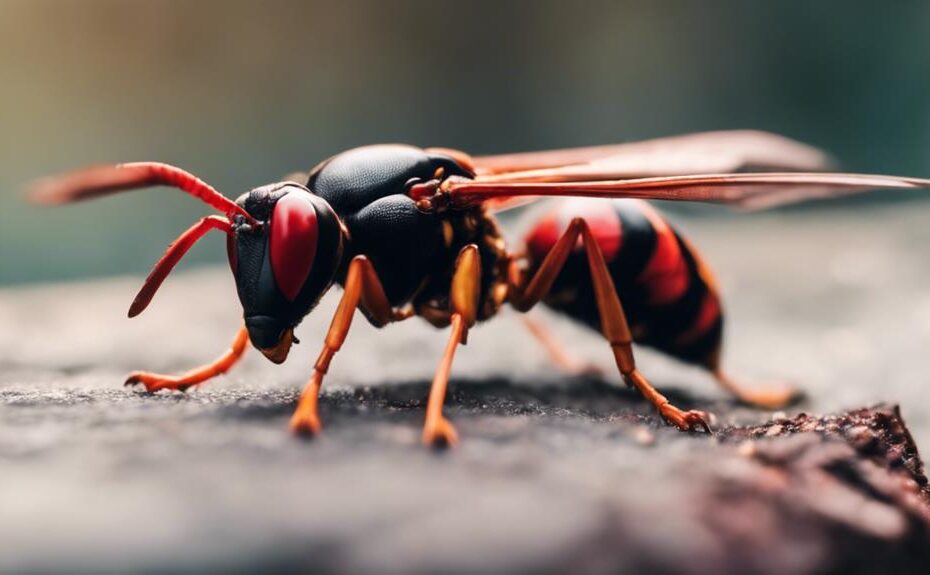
xmin=659 ymin=404 xmax=712 ymax=434
xmin=123 ymin=372 xmax=186 ymax=393
xmin=422 ymin=417 xmax=459 ymax=448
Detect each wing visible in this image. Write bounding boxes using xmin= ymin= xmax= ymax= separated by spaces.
xmin=471 ymin=130 xmax=833 ymax=180
xmin=444 ymin=172 xmax=930 ymax=211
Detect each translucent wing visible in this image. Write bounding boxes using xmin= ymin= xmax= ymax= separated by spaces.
xmin=471 ymin=130 xmax=832 ymax=180
xmin=444 ymin=172 xmax=930 ymax=211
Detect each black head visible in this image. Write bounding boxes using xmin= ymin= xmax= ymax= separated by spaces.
xmin=28 ymin=162 xmax=345 ymax=364
xmin=229 ymin=182 xmax=345 ymax=363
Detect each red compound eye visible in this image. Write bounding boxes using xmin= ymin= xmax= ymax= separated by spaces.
xmin=270 ymin=192 xmax=318 ymax=301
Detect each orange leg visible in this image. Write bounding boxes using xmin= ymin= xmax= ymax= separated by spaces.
xmin=520 ymin=314 xmax=603 ymax=377
xmin=422 ymin=244 xmax=481 ymax=447
xmin=422 ymin=313 xmax=466 ymax=447
xmin=290 ymin=256 xmax=411 ymax=436
xmin=680 ymin=238 xmax=800 ymax=409
xmin=712 ymin=368 xmax=801 ymax=409
xmin=125 ymin=325 xmax=249 ymax=392
xmin=510 ymin=218 xmax=710 ymax=432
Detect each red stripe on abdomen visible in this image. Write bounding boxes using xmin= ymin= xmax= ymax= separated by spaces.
xmin=578 ymin=201 xmax=622 ymax=261
xmin=674 ymin=291 xmax=721 ymax=346
xmin=525 ymin=212 xmax=563 ymax=262
xmin=524 ymin=200 xmax=622 ymax=263
xmin=636 ymin=202 xmax=689 ymax=305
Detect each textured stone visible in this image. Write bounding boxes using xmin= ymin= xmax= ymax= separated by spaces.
xmin=3 ymin=205 xmax=930 ymax=573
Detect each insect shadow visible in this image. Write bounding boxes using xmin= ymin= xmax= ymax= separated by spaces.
xmin=220 ymin=375 xmax=719 ymax=425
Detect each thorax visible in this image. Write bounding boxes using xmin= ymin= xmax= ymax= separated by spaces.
xmin=413 ymin=207 xmax=510 ymax=327
xmin=306 ymin=144 xmax=510 ymax=322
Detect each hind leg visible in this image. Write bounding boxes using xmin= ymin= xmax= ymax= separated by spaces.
xmin=672 ymin=237 xmax=802 ymax=410
xmin=710 ymin=361 xmax=802 ymax=409
xmin=511 ymin=218 xmax=710 ymax=432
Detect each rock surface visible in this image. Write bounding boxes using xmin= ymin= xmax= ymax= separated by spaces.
xmin=3 ymin=205 xmax=930 ymax=573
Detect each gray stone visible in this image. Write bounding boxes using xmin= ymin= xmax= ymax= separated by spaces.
xmin=3 ymin=204 xmax=930 ymax=573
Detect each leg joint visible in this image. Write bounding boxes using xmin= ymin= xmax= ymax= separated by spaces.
xmin=568 ymin=216 xmax=589 ymax=231
xmin=611 ymin=343 xmax=636 ymax=374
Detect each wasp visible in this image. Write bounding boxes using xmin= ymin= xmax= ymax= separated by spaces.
xmin=30 ymin=131 xmax=930 ymax=446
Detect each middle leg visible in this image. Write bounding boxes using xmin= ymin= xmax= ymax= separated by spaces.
xmin=520 ymin=314 xmax=604 ymax=377
xmin=421 ymin=244 xmax=481 ymax=447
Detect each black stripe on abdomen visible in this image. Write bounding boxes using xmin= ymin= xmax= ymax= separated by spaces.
xmin=525 ymin=199 xmax=723 ymax=368
xmin=636 ymin=231 xmax=723 ymax=366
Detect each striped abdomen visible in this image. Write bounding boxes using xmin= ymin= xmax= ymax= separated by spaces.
xmin=522 ymin=199 xmax=723 ymax=368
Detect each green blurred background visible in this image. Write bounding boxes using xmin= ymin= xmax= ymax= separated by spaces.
xmin=2 ymin=0 xmax=929 ymax=286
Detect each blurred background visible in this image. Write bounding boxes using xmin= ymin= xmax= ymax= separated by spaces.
xmin=2 ymin=0 xmax=929 ymax=286
xmin=5 ymin=3 xmax=930 ymax=572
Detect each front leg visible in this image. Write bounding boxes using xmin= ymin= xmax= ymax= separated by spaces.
xmin=422 ymin=244 xmax=481 ymax=448
xmin=125 ymin=325 xmax=248 ymax=392
xmin=290 ymin=256 xmax=411 ymax=436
